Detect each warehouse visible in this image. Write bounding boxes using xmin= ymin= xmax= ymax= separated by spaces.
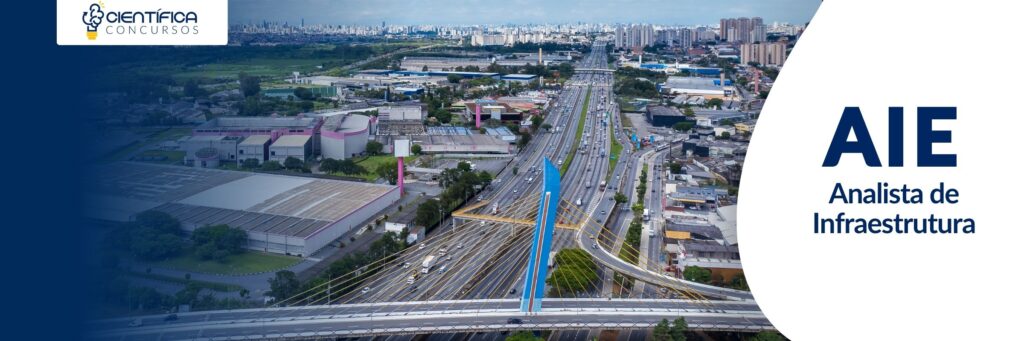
xmin=320 ymin=113 xmax=370 ymax=160
xmin=86 ymin=163 xmax=400 ymax=257
xmin=662 ymin=76 xmax=732 ymax=98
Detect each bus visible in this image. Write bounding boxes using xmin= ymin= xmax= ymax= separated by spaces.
xmin=599 ymin=180 xmax=606 ymax=191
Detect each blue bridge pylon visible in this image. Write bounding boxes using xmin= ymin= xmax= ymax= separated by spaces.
xmin=520 ymin=158 xmax=561 ymax=313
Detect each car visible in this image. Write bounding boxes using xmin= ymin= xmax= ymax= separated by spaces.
xmin=418 ymin=243 xmax=426 ymax=250
xmin=457 ymin=243 xmax=464 ymax=249
xmin=507 ymin=318 xmax=523 ymax=324
xmin=600 ymin=210 xmax=605 ymax=214
xmin=163 ymin=314 xmax=178 ymax=322
xmin=128 ymin=318 xmax=143 ymax=327
xmin=509 ymin=288 xmax=517 ymax=295
xmin=592 ymin=243 xmax=599 ymax=249
xmin=410 ymin=285 xmax=418 ymax=292
xmin=361 ymin=287 xmax=371 ymax=294
xmin=402 ymin=262 xmax=411 ymax=269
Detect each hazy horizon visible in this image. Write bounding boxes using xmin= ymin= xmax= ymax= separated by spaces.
xmin=229 ymin=0 xmax=820 ymax=27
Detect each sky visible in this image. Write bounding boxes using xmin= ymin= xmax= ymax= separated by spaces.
xmin=229 ymin=0 xmax=821 ymax=26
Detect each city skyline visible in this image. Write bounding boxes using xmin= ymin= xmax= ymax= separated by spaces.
xmin=229 ymin=0 xmax=820 ymax=27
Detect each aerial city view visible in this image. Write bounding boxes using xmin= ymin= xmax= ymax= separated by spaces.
xmin=83 ymin=1 xmax=818 ymax=340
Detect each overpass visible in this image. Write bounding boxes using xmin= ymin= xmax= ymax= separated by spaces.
xmin=89 ymin=299 xmax=771 ymax=340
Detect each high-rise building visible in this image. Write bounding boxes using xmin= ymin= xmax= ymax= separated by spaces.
xmin=740 ymin=42 xmax=787 ymax=66
xmin=720 ymin=17 xmax=764 ymax=43
xmin=678 ymin=28 xmax=694 ymax=48
xmin=615 ymin=25 xmax=625 ymax=49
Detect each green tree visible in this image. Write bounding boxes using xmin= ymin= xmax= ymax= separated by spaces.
xmin=192 ymin=224 xmax=247 ymax=261
xmin=506 ymin=331 xmax=542 ymax=341
xmin=670 ymin=317 xmax=688 ymax=341
xmin=530 ymin=115 xmax=543 ymax=129
xmin=411 ymin=144 xmax=423 ymax=155
xmin=614 ymin=192 xmax=628 ymax=204
xmin=241 ymin=158 xmax=260 ymax=169
xmin=365 ymin=141 xmax=384 ymax=155
xmin=653 ymin=319 xmax=671 ymax=341
xmin=261 ymin=160 xmax=283 ymax=171
xmin=320 ymin=158 xmax=340 ymax=173
xmin=284 ymin=156 xmax=305 ymax=170
xmin=672 ymin=121 xmax=695 ymax=132
xmin=682 ymin=266 xmax=712 ymax=283
xmin=376 ymin=159 xmax=400 ymax=185
xmin=683 ymin=106 xmax=696 ymax=117
xmin=337 ymin=158 xmax=367 ymax=175
xmin=415 ymin=199 xmax=442 ymax=227
xmin=541 ymin=123 xmax=552 ymax=131
xmin=750 ymin=331 xmax=785 ymax=341
xmin=706 ymin=98 xmax=724 ymax=109
xmin=267 ymin=271 xmax=300 ymax=300
xmin=669 ymin=162 xmax=682 ymax=174
xmin=518 ymin=132 xmax=532 ymax=148
xmin=447 ymin=74 xmax=463 ymax=84
xmin=293 ymin=87 xmax=314 ymax=100
xmin=239 ymin=73 xmax=261 ymax=98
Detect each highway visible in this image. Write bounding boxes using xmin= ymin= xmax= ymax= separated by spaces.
xmin=88 ymin=39 xmax=769 ymax=340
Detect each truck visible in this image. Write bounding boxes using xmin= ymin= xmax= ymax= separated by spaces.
xmin=643 ymin=209 xmax=650 ymax=221
xmin=599 ymin=180 xmax=606 ymax=191
xmin=421 ymin=255 xmax=437 ymax=274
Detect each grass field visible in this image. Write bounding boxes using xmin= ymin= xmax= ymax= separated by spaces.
xmin=329 ymin=155 xmax=419 ymax=182
xmin=561 ymin=86 xmax=591 ymax=175
xmin=151 ymin=250 xmax=301 ymax=275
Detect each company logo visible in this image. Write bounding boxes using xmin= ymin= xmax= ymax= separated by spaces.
xmin=58 ymin=0 xmax=227 ymax=46
xmin=82 ymin=2 xmax=103 ymax=40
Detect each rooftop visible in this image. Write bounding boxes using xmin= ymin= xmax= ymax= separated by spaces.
xmin=322 ymin=113 xmax=371 ymax=133
xmin=239 ymin=135 xmax=271 ymax=146
xmin=648 ymin=105 xmax=684 ymax=117
xmin=271 ymin=135 xmax=311 ymax=148
xmin=86 ymin=163 xmax=397 ymax=239
xmin=197 ymin=116 xmax=319 ymax=130
xmin=664 ymin=76 xmax=727 ymax=91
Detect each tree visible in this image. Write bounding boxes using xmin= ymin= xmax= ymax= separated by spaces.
xmin=447 ymin=74 xmax=463 ymax=84
xmin=421 ymin=65 xmax=429 ymax=72
xmin=506 ymin=331 xmax=543 ymax=341
xmin=518 ymin=132 xmax=532 ymax=148
xmin=192 ymin=224 xmax=247 ymax=261
xmin=541 ymin=123 xmax=552 ymax=132
xmin=530 ymin=115 xmax=543 ymax=129
xmin=457 ymin=161 xmax=472 ymax=172
xmin=337 ymin=158 xmax=367 ymax=175
xmin=706 ymin=98 xmax=724 ymax=109
xmin=267 ymin=271 xmax=300 ymax=300
xmin=750 ymin=331 xmax=785 ymax=341
xmin=512 ymin=166 xmax=518 ymax=175
xmin=411 ymin=144 xmax=423 ymax=155
xmin=261 ymin=160 xmax=283 ymax=171
xmin=683 ymin=106 xmax=696 ymax=117
xmin=672 ymin=121 xmax=695 ymax=132
xmin=320 ymin=158 xmax=341 ymax=173
xmin=719 ymin=131 xmax=731 ymax=139
xmin=135 ymin=211 xmax=183 ymax=235
xmin=365 ymin=141 xmax=384 ymax=155
xmin=376 ymin=159 xmax=400 ymax=185
xmin=284 ymin=156 xmax=305 ymax=170
xmin=669 ymin=162 xmax=682 ymax=174
xmin=614 ymin=192 xmax=628 ymax=204
xmin=415 ymin=199 xmax=442 ymax=227
xmin=241 ymin=158 xmax=260 ymax=169
xmin=293 ymin=87 xmax=314 ymax=101
xmin=670 ymin=317 xmax=688 ymax=341
xmin=239 ymin=73 xmax=261 ymax=98
xmin=682 ymin=266 xmax=712 ymax=283
xmin=653 ymin=319 xmax=671 ymax=341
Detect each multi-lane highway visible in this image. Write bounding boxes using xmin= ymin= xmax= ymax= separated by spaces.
xmin=88 ymin=39 xmax=768 ymax=340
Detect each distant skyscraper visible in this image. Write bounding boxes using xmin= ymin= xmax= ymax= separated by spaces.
xmin=740 ymin=42 xmax=787 ymax=66
xmin=721 ymin=17 xmax=764 ymax=43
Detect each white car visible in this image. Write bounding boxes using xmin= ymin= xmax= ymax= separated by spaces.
xmin=361 ymin=287 xmax=371 ymax=294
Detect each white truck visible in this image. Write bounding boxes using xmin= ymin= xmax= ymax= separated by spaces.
xmin=421 ymin=255 xmax=437 ymax=274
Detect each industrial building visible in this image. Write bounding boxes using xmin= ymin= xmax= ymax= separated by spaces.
xmin=320 ymin=113 xmax=370 ymax=160
xmin=662 ymin=76 xmax=732 ymax=98
xmin=181 ymin=115 xmax=373 ymax=166
xmin=646 ymin=105 xmax=693 ymax=128
xmin=86 ymin=162 xmax=400 ymax=257
xmin=269 ymin=135 xmax=312 ymax=163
